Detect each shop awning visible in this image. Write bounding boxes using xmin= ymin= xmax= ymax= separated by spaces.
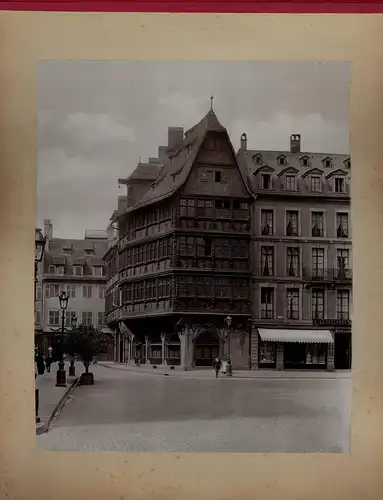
xmin=258 ymin=328 xmax=334 ymax=343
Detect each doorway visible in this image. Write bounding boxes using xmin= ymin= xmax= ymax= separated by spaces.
xmin=194 ymin=330 xmax=220 ymax=367
xmin=334 ymin=333 xmax=351 ymax=369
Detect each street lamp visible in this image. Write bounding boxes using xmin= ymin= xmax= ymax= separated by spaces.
xmin=68 ymin=314 xmax=77 ymax=376
xmin=56 ymin=291 xmax=69 ymax=387
xmin=225 ymin=315 xmax=233 ymax=377
xmin=34 ymin=229 xmax=46 ymax=425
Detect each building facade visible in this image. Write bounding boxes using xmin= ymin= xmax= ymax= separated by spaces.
xmin=36 ymin=219 xmax=113 ymax=359
xmin=105 ymin=111 xmax=352 ymax=371
xmin=105 ymin=110 xmax=254 ymax=369
xmin=238 ymin=132 xmax=352 ymax=370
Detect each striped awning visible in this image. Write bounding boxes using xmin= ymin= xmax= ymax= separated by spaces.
xmin=258 ymin=328 xmax=334 ymax=344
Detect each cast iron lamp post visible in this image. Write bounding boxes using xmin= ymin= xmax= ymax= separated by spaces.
xmin=56 ymin=291 xmax=69 ymax=387
xmin=68 ymin=314 xmax=77 ymax=376
xmin=34 ymin=229 xmax=46 ymax=425
xmin=225 ymin=315 xmax=233 ymax=377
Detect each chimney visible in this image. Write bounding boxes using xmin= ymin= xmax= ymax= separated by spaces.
xmin=148 ymin=157 xmax=160 ymax=164
xmin=43 ymin=219 xmax=53 ymax=240
xmin=168 ymin=127 xmax=184 ymax=150
xmin=290 ymin=134 xmax=301 ymax=154
xmin=117 ymin=195 xmax=127 ymax=213
xmin=240 ymin=133 xmax=247 ymax=151
xmin=158 ymin=146 xmax=168 ymax=163
xmin=106 ymin=224 xmax=117 ymax=245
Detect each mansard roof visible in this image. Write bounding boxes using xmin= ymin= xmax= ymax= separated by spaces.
xmin=122 ymin=109 xmax=252 ymax=214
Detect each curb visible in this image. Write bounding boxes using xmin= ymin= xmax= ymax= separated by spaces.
xmin=97 ymin=362 xmax=351 ymax=381
xmin=36 ymin=376 xmax=80 ymax=435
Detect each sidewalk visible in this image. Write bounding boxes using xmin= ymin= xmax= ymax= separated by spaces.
xmin=35 ymin=361 xmax=81 ymax=434
xmin=98 ymin=361 xmax=351 ymax=380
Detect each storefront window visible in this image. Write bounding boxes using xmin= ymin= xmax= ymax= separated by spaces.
xmin=259 ymin=342 xmax=276 ymax=365
xmin=305 ymin=344 xmax=326 ymax=365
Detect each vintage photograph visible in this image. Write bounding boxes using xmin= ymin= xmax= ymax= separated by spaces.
xmin=35 ymin=60 xmax=352 ymax=453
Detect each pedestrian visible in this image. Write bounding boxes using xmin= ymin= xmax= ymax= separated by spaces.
xmin=221 ymin=357 xmax=227 ymax=375
xmin=45 ymin=355 xmax=52 ymax=373
xmin=212 ymin=357 xmax=222 ymax=378
xmin=36 ymin=353 xmax=45 ymax=375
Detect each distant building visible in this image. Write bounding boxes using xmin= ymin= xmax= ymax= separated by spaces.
xmin=104 ymin=111 xmax=352 ymax=372
xmin=36 ymin=219 xmax=112 ymax=359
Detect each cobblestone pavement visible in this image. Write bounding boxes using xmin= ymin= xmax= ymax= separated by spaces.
xmin=37 ymin=364 xmax=351 ymax=453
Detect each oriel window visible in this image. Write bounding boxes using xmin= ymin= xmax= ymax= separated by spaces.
xmin=261 ymin=246 xmax=274 ymax=276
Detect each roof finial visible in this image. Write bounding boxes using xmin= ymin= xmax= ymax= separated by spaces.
xmin=210 ymin=96 xmax=214 ymax=110
xmin=138 ymin=156 xmax=141 ymax=163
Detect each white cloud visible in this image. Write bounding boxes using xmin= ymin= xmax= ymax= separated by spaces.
xmin=62 ymin=112 xmax=136 ymax=143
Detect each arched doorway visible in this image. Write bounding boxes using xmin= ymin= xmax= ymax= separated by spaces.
xmin=194 ymin=330 xmax=220 ymax=367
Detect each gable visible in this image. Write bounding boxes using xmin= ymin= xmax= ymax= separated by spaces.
xmin=277 ymin=166 xmax=299 ymax=177
xmin=181 ymin=131 xmax=251 ymax=198
xmin=253 ymin=165 xmax=275 ymax=176
xmin=325 ymin=168 xmax=348 ymax=179
xmin=301 ymin=167 xmax=325 ymax=179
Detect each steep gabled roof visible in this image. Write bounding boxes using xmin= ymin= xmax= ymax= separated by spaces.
xmin=118 ymin=162 xmax=163 ymax=185
xmin=123 ymin=109 xmax=252 ymax=214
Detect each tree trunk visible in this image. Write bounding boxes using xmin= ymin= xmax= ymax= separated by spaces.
xmin=84 ymin=362 xmax=90 ymax=374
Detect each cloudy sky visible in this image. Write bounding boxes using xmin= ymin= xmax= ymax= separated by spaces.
xmin=37 ymin=60 xmax=350 ymax=239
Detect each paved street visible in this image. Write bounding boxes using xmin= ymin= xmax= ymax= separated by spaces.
xmin=37 ymin=364 xmax=351 ymax=453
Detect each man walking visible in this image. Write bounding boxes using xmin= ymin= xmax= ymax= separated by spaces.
xmin=212 ymin=357 xmax=222 ymax=378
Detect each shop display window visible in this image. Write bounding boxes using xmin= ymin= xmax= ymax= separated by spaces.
xmin=259 ymin=342 xmax=276 ymax=365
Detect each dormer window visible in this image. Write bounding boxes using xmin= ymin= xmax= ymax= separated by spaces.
xmin=285 ymin=174 xmax=297 ymax=191
xmin=74 ymin=266 xmax=83 ymax=276
xmin=334 ymin=177 xmax=345 ymax=193
xmin=310 ymin=176 xmax=322 ymax=192
xmin=278 ymin=155 xmax=287 ymax=166
xmin=84 ymin=249 xmax=94 ymax=256
xmin=93 ymin=266 xmax=103 ymax=277
xmin=253 ymin=153 xmax=263 ymax=166
xmin=261 ymin=173 xmax=271 ymax=190
xmin=55 ymin=266 xmax=64 ymax=275
xmin=323 ymin=157 xmax=332 ymax=168
xmin=300 ymin=156 xmax=310 ymax=167
xmin=344 ymin=158 xmax=351 ymax=169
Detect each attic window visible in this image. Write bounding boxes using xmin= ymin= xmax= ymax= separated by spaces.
xmin=261 ymin=173 xmax=271 ymax=190
xmin=93 ymin=266 xmax=103 ymax=277
xmin=344 ymin=158 xmax=351 ymax=169
xmin=278 ymin=155 xmax=287 ymax=166
xmin=74 ymin=266 xmax=83 ymax=276
xmin=301 ymin=156 xmax=310 ymax=167
xmin=335 ymin=177 xmax=345 ymax=193
xmin=84 ymin=249 xmax=94 ymax=256
xmin=253 ymin=154 xmax=263 ymax=165
xmin=214 ymin=171 xmax=222 ymax=183
xmin=323 ymin=157 xmax=332 ymax=168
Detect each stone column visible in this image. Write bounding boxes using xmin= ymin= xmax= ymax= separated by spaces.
xmin=250 ymin=324 xmax=259 ymax=370
xmin=161 ymin=333 xmax=167 ymax=365
xmin=178 ymin=328 xmax=193 ymax=371
xmin=115 ymin=331 xmax=120 ymax=363
xmin=276 ymin=342 xmax=284 ymax=371
xmin=327 ymin=341 xmax=335 ymax=371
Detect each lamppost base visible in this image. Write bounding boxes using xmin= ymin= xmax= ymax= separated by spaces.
xmin=56 ymin=369 xmax=67 ymax=387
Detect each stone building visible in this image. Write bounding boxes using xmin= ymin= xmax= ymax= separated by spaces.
xmin=105 ymin=110 xmax=352 ymax=372
xmin=104 ymin=110 xmax=254 ymax=369
xmin=37 ymin=219 xmax=113 ymax=359
xmin=237 ymin=133 xmax=352 ymax=370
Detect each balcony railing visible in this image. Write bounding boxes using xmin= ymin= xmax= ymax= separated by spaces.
xmin=303 ymin=267 xmax=353 ymax=282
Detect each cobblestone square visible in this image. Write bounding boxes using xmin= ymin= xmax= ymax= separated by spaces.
xmin=37 ymin=364 xmax=351 ymax=453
